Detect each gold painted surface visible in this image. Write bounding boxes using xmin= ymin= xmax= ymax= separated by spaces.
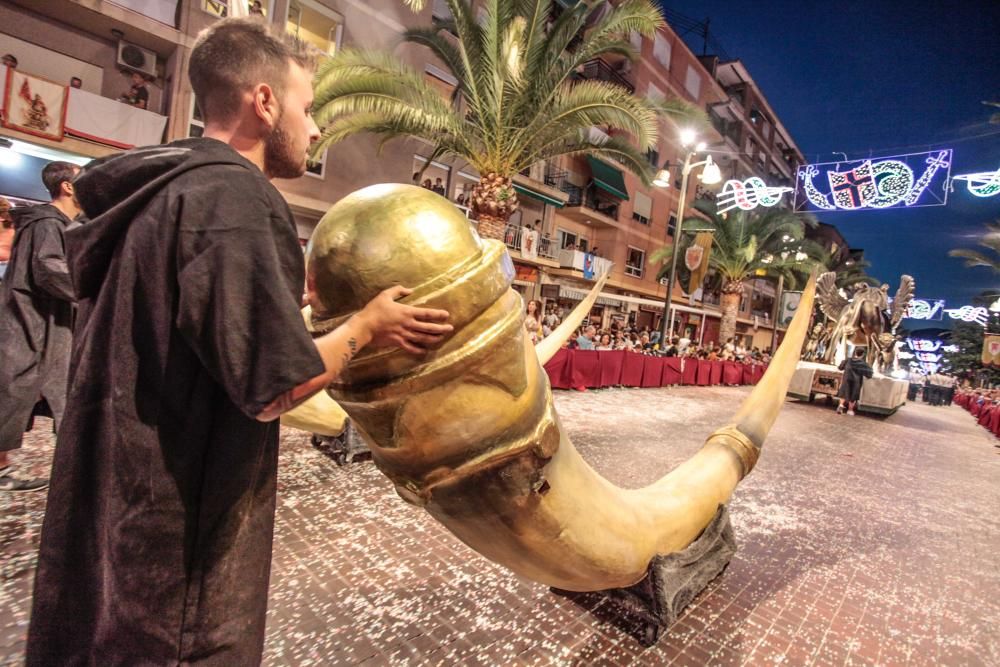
xmin=304 ymin=184 xmax=817 ymax=591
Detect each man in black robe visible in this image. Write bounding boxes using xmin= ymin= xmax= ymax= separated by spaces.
xmin=837 ymin=346 xmax=874 ymax=416
xmin=26 ymin=18 xmax=451 ymax=665
xmin=0 ymin=161 xmax=81 ymax=492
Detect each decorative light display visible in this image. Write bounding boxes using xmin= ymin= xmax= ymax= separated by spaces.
xmin=904 ymin=298 xmax=945 ymax=321
xmin=945 ymin=305 xmax=989 ymax=326
xmin=942 ymin=344 xmax=959 ymax=353
xmin=906 ymin=338 xmax=941 ymax=352
xmin=951 ymin=166 xmax=1000 ymax=198
xmin=716 ymin=177 xmax=793 ymax=214
xmin=795 ymin=150 xmax=952 ymax=211
xmin=915 ymin=351 xmax=942 ymax=363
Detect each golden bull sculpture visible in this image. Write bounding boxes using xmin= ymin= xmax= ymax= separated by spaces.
xmin=283 ymin=184 xmax=816 ymax=592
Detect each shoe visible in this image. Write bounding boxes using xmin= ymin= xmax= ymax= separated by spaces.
xmin=0 ymin=474 xmax=49 ymax=492
xmin=847 ymin=410 xmax=855 ymax=416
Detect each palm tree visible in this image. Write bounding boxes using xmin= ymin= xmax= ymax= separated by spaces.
xmin=819 ymin=249 xmax=880 ymax=288
xmin=651 ymin=201 xmax=819 ymax=343
xmin=311 ymin=0 xmax=703 ymax=239
xmin=949 ymin=220 xmax=1000 ymax=272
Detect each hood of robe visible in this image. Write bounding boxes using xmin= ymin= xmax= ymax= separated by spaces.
xmin=10 ymin=203 xmax=69 ymax=232
xmin=67 ymin=137 xmax=259 ymax=299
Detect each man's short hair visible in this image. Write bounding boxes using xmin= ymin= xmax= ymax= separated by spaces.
xmin=42 ymin=161 xmax=79 ymax=199
xmin=189 ymin=18 xmax=315 ymax=125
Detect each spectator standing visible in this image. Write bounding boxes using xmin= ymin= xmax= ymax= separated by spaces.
xmin=69 ymin=77 xmax=83 ymax=89
xmin=0 ymin=162 xmax=81 ymax=492
xmin=432 ymin=177 xmax=446 ymax=195
xmin=576 ymin=325 xmax=596 ymax=350
xmin=120 ymin=71 xmax=150 ymax=110
xmin=523 ymin=299 xmax=541 ymax=343
xmin=0 ymin=197 xmax=14 ymax=280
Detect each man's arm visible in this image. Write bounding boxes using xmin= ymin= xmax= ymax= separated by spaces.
xmin=256 ymin=285 xmax=451 ymax=422
xmin=31 ymin=220 xmax=75 ymax=301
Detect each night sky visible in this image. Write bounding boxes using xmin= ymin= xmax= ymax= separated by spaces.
xmin=664 ymin=0 xmax=1000 ymax=320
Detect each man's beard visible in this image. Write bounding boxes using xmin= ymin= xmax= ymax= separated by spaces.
xmin=263 ymin=112 xmax=306 ymax=179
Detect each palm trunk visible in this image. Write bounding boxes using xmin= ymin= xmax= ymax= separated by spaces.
xmin=471 ymin=173 xmax=518 ymax=241
xmin=719 ymin=281 xmax=743 ymax=344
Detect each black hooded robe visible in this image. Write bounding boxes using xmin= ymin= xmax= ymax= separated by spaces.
xmin=838 ymin=357 xmax=874 ymax=403
xmin=0 ymin=204 xmax=75 ymax=454
xmin=26 ymin=138 xmax=325 ymax=665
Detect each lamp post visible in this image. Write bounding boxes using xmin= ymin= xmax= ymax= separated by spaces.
xmin=656 ymin=137 xmax=721 ymax=344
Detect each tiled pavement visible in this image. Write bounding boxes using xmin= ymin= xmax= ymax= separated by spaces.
xmin=3 ymin=386 xmax=999 ymax=665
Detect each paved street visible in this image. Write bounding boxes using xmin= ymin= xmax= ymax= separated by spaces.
xmin=2 ymin=386 xmax=999 ymax=666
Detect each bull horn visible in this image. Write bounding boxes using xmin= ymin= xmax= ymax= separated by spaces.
xmin=304 ymin=184 xmax=815 ymax=591
xmin=535 ymin=272 xmax=610 ymax=365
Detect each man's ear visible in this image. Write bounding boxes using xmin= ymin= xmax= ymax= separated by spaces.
xmin=61 ymin=180 xmax=74 ymax=198
xmin=252 ymin=82 xmax=280 ymax=129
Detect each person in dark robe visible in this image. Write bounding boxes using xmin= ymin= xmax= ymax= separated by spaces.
xmin=0 ymin=161 xmax=81 ymax=492
xmin=837 ymin=346 xmax=874 ymax=416
xmin=26 ymin=18 xmax=452 ymax=665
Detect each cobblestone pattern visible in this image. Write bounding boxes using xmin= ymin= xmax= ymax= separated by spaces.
xmin=2 ymin=386 xmax=999 ymax=666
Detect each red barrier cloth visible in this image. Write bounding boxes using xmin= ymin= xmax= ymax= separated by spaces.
xmin=978 ymin=404 xmax=993 ymax=427
xmin=710 ymin=361 xmax=723 ymax=386
xmin=681 ymin=358 xmax=697 ymax=385
xmin=971 ymin=402 xmax=982 ymax=418
xmin=751 ymin=364 xmax=766 ymax=385
xmin=543 ymin=348 xmax=571 ymax=389
xmin=641 ymin=356 xmax=666 ymax=388
xmin=621 ymin=352 xmax=645 ymax=387
xmin=662 ymin=357 xmax=683 ymax=385
xmin=598 ymin=350 xmax=625 ymax=387
xmin=741 ymin=363 xmax=754 ymax=385
xmin=569 ymin=350 xmax=601 ymax=389
xmin=723 ymin=361 xmax=742 ymax=386
xmin=989 ymin=406 xmax=1000 ymax=437
xmin=696 ymin=360 xmax=712 ymax=386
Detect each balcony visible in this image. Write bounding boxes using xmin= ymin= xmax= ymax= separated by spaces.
xmin=557 ymin=248 xmax=614 ymax=279
xmin=503 ymin=224 xmax=558 ymax=262
xmin=574 ymin=58 xmax=635 ymax=94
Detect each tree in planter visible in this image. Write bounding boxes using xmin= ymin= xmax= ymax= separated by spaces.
xmin=310 ymin=0 xmax=703 ymax=240
xmin=651 ymin=200 xmax=821 ymax=343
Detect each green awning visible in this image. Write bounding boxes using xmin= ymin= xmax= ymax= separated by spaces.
xmin=587 ymin=156 xmax=629 ymax=201
xmin=513 ymin=184 xmax=565 ymax=208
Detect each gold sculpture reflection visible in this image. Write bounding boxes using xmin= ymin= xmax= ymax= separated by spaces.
xmin=302 ymin=184 xmax=815 ymax=592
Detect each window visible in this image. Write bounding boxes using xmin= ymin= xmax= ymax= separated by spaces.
xmin=558 ymin=229 xmax=578 ymax=250
xmin=187 ymin=98 xmax=204 ymax=138
xmin=287 ymin=0 xmax=344 ymax=57
xmin=645 ymin=147 xmax=659 ymax=168
xmin=667 ymin=213 xmax=677 ymax=237
xmin=646 ymin=83 xmax=665 ymax=105
xmin=305 ymin=148 xmax=328 ymax=179
xmin=684 ymin=65 xmax=701 ymax=100
xmin=424 ymin=64 xmax=458 ymax=101
xmin=412 ymin=155 xmax=451 ymax=198
xmin=653 ymin=34 xmax=671 ymax=69
xmin=632 ymin=191 xmax=652 ymax=225
xmin=626 ymin=246 xmax=645 ymax=277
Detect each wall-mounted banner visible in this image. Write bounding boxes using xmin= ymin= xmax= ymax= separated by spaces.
xmin=951 ymin=166 xmax=1000 ymax=198
xmin=2 ymin=68 xmax=68 ymax=142
xmin=983 ymin=334 xmax=1000 ymax=366
xmin=904 ymin=298 xmax=945 ymax=320
xmin=795 ymin=150 xmax=952 ymax=211
xmin=716 ymin=177 xmax=793 ymax=214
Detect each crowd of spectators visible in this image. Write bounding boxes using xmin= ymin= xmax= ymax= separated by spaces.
xmin=523 ymin=300 xmax=772 ymax=363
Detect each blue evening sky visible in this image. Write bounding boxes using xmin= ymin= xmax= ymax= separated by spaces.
xmin=663 ymin=0 xmax=1000 ymax=315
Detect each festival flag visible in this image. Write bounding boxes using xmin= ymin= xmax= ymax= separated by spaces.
xmin=2 ymin=69 xmax=68 ymax=141
xmin=686 ymin=232 xmax=713 ymax=295
xmin=982 ymin=334 xmax=1000 ymax=366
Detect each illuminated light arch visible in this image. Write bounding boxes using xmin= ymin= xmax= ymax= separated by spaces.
xmin=716 ymin=177 xmax=793 ymax=214
xmin=945 ymin=305 xmax=989 ymax=326
xmin=951 ymin=166 xmax=1000 ymax=198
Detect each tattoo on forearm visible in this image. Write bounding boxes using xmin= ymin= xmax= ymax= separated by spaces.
xmin=259 ymin=337 xmax=362 ymax=421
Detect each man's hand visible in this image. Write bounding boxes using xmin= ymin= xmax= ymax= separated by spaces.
xmin=357 ymin=285 xmax=452 ymax=354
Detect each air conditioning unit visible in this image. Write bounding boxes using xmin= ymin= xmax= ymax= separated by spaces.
xmin=659 ymin=277 xmax=668 ymax=286
xmin=117 ymin=41 xmax=157 ymax=78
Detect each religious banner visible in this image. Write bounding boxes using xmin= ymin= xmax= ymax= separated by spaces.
xmin=2 ymin=67 xmax=67 ymax=141
xmin=795 ymin=149 xmax=952 ymax=211
xmin=685 ymin=232 xmax=713 ymax=295
xmin=778 ymin=291 xmax=802 ymax=327
xmin=982 ymin=334 xmax=1000 ymax=367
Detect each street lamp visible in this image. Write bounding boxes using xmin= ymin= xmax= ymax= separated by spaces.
xmin=657 ymin=138 xmax=722 ymax=343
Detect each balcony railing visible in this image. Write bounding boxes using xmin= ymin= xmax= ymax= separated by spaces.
xmin=504 ymin=224 xmax=556 ymax=261
xmin=558 ymin=249 xmax=614 ymax=279
xmin=575 ymin=58 xmax=635 ymax=94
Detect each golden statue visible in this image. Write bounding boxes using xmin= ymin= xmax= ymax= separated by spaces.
xmin=286 ymin=184 xmax=816 ymax=593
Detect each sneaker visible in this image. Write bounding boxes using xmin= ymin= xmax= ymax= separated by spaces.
xmin=847 ymin=410 xmax=855 ymax=416
xmin=0 ymin=474 xmax=49 ymax=492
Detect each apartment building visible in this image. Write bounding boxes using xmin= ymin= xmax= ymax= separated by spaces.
xmin=0 ymin=0 xmax=816 ymax=349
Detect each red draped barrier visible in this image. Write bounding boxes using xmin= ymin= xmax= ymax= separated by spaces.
xmin=723 ymin=361 xmax=743 ymax=386
xmin=751 ymin=364 xmax=765 ymax=385
xmin=741 ymin=364 xmax=754 ymax=385
xmin=990 ymin=406 xmax=1000 ymax=437
xmin=544 ymin=348 xmax=571 ymax=389
xmin=641 ymin=357 xmax=666 ymax=387
xmin=709 ymin=361 xmax=723 ymax=386
xmin=620 ymin=352 xmax=645 ymax=387
xmin=598 ymin=350 xmax=625 ymax=387
xmin=568 ymin=350 xmax=601 ymax=390
xmin=696 ymin=360 xmax=712 ymax=386
xmin=662 ymin=357 xmax=683 ymax=385
xmin=681 ymin=359 xmax=697 ymax=385
xmin=971 ymin=402 xmax=983 ymax=418
xmin=978 ymin=405 xmax=993 ymax=427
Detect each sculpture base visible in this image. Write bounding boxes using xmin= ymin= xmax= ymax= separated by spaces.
xmin=552 ymin=505 xmax=736 ymax=646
